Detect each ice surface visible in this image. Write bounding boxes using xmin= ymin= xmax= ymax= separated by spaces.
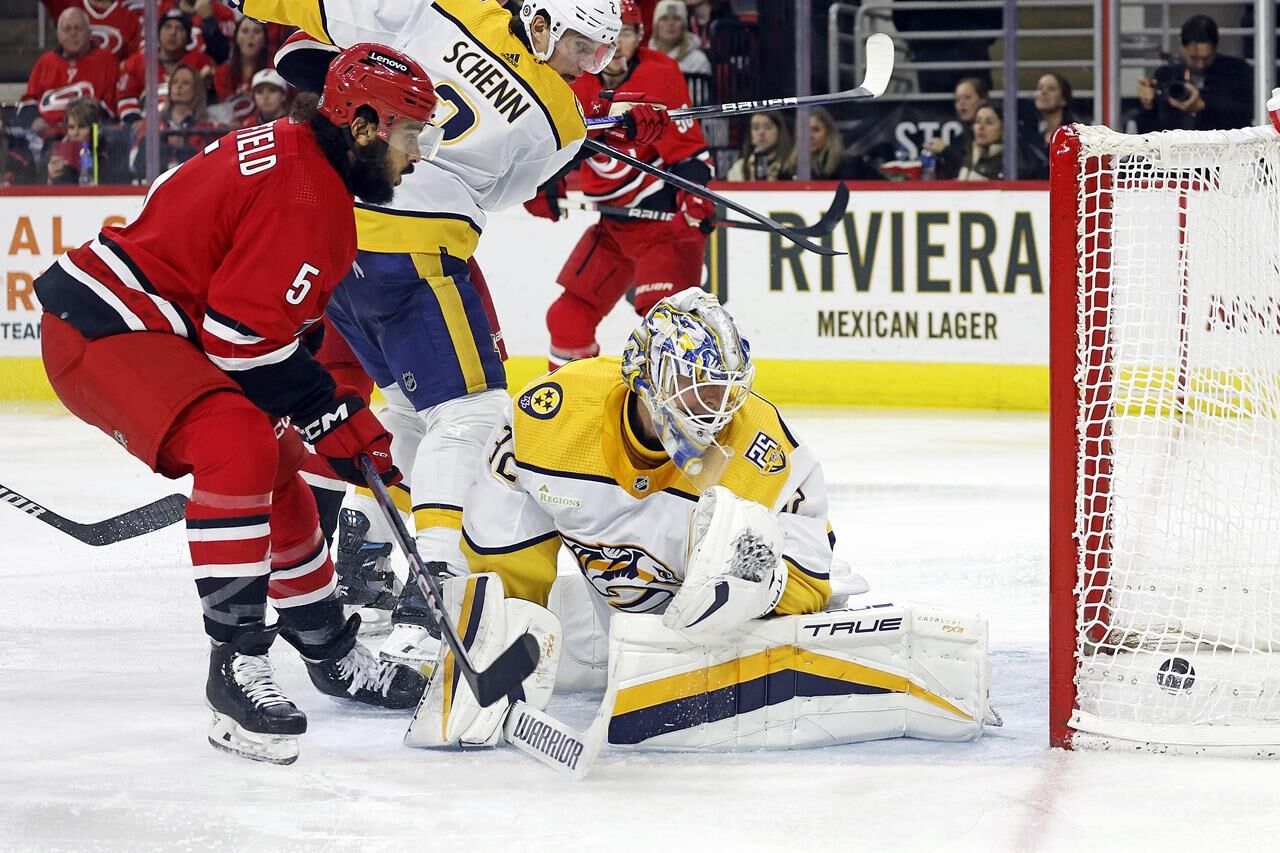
xmin=2 ymin=405 xmax=1277 ymax=852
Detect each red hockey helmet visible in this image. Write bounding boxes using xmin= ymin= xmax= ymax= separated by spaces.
xmin=319 ymin=43 xmax=443 ymax=159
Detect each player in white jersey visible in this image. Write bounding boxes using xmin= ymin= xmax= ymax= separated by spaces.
xmin=232 ymin=0 xmax=674 ymax=654
xmin=404 ymin=290 xmax=996 ymax=752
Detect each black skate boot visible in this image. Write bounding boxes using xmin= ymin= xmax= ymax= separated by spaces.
xmin=282 ymin=614 xmax=427 ymax=709
xmin=378 ymin=564 xmax=451 ymax=670
xmin=206 ymin=624 xmax=307 ymax=765
xmin=335 ymin=508 xmax=403 ymax=635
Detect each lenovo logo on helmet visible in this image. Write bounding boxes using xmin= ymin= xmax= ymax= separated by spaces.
xmin=368 ymin=51 xmax=409 ymax=73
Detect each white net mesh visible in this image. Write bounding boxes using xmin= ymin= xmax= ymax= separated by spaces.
xmin=1069 ymin=125 xmax=1280 ymax=749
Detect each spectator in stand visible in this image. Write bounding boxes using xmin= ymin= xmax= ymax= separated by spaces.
xmin=240 ymin=68 xmax=291 ymax=127
xmin=925 ymin=77 xmax=989 ymax=180
xmin=1020 ymin=72 xmax=1077 ymax=179
xmin=683 ymin=0 xmax=736 ymax=50
xmin=727 ymin=112 xmax=793 ymax=181
xmin=1136 ymin=15 xmax=1253 ymax=133
xmin=44 ymin=97 xmax=101 ymax=184
xmin=784 ymin=107 xmax=883 ymax=181
xmin=649 ymin=0 xmax=711 ymax=75
xmin=158 ymin=0 xmax=234 ymax=64
xmin=19 ymin=8 xmax=120 ymax=135
xmin=41 ymin=0 xmax=142 ymax=61
xmin=0 ymin=112 xmax=37 ymax=186
xmin=212 ymin=17 xmax=272 ymax=125
xmin=117 ymin=10 xmax=216 ymax=123
xmin=957 ymin=104 xmax=1034 ymax=181
xmin=129 ymin=64 xmax=220 ymax=177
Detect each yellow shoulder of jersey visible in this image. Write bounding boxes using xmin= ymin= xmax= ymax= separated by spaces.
xmin=434 ymin=0 xmax=586 ymax=147
xmin=510 ymin=358 xmax=619 ymax=478
xmin=714 ymin=393 xmax=802 ymax=510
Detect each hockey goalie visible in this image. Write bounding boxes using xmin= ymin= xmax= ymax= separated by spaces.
xmin=404 ymin=290 xmax=998 ymax=752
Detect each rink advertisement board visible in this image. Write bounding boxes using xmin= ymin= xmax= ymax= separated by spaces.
xmin=0 ymin=184 xmax=1049 ymax=408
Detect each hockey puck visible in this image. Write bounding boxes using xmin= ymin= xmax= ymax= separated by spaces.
xmin=1156 ymin=656 xmax=1196 ymax=693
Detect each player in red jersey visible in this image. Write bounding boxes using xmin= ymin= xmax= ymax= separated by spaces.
xmin=527 ymin=0 xmax=714 ymax=367
xmin=33 ymin=44 xmax=441 ymax=766
xmin=19 ymin=7 xmax=121 ymax=130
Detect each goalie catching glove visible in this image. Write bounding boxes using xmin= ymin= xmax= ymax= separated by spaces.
xmin=663 ymin=486 xmax=787 ymax=636
xmin=295 ymin=387 xmax=400 ymax=486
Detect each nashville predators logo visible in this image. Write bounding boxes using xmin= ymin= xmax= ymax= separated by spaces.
xmin=745 ymin=431 xmax=786 ymax=474
xmin=519 ymin=382 xmax=562 ymax=420
xmin=562 ymin=535 xmax=680 ymax=613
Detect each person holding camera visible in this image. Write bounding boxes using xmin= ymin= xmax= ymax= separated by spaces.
xmin=1136 ymin=14 xmax=1252 ymax=133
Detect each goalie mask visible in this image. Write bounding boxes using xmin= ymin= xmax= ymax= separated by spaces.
xmin=622 ymin=290 xmax=754 ymax=474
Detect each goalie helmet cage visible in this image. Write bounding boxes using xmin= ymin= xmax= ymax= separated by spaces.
xmin=1049 ymin=123 xmax=1280 ymax=758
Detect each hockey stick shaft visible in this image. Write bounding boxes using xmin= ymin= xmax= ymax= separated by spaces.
xmin=358 ymin=456 xmax=539 ymax=708
xmin=585 ymin=34 xmax=894 ymax=130
xmin=562 ymin=181 xmax=850 ymax=238
xmin=581 ymin=136 xmax=841 ymax=256
xmin=0 ymin=482 xmax=187 ymax=546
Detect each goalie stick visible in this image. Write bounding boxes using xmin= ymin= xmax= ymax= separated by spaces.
xmin=582 ymin=136 xmax=840 ymax=256
xmin=585 ymin=34 xmax=894 ymax=130
xmin=358 ymin=455 xmax=540 ymax=708
xmin=560 ymin=182 xmax=850 ymax=238
xmin=0 ymin=482 xmax=187 ymax=546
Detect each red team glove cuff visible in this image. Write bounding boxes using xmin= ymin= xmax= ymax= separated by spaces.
xmin=296 ymin=388 xmax=400 ymax=486
xmin=595 ymin=90 xmax=673 ymax=148
xmin=675 ymin=189 xmax=716 ymax=228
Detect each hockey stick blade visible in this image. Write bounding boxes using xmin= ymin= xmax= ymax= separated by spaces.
xmin=504 ymin=699 xmax=606 ymax=780
xmin=358 ymin=456 xmax=540 ymax=707
xmin=586 ymin=36 xmax=894 ymax=129
xmin=471 ymin=632 xmax=541 ymax=708
xmin=0 ymin=482 xmax=187 ymax=546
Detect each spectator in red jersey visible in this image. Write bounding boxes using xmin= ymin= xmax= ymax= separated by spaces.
xmin=19 ymin=7 xmax=120 ymax=134
xmin=158 ymin=0 xmax=234 ymax=64
xmin=526 ymin=0 xmax=708 ymax=369
xmin=0 ymin=113 xmax=37 ymax=187
xmin=213 ymin=17 xmax=272 ymax=125
xmin=45 ymin=97 xmax=101 ymax=184
xmin=117 ymin=10 xmax=217 ymax=123
xmin=649 ymin=0 xmax=710 ymax=75
xmin=240 ymin=68 xmax=291 ymax=127
xmin=129 ymin=64 xmax=221 ymax=177
xmin=726 ymin=111 xmax=793 ymax=181
xmin=41 ymin=0 xmax=142 ymax=61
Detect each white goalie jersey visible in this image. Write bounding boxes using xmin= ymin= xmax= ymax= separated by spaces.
xmin=459 ymin=358 xmax=835 ymax=622
xmin=243 ymin=0 xmax=587 ymax=258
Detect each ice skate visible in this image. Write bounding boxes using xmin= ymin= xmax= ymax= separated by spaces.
xmin=283 ymin=614 xmax=427 ymax=709
xmin=206 ymin=624 xmax=307 ymax=766
xmin=335 ymin=508 xmax=402 ymax=635
xmin=378 ymin=564 xmax=448 ymax=671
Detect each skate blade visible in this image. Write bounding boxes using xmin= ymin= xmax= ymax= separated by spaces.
xmin=207 ymin=711 xmax=300 ymax=766
xmin=345 ymin=605 xmax=395 ymax=637
xmin=378 ymin=626 xmax=442 ymax=674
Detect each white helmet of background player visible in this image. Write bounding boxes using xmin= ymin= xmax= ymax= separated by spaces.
xmin=622 ymin=290 xmax=754 ymax=473
xmin=519 ymin=0 xmax=622 ymax=74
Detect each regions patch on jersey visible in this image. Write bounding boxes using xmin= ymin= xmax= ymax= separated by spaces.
xmin=745 ymin=431 xmax=787 ymax=474
xmin=562 ymin=535 xmax=681 ymax=613
xmin=519 ymin=382 xmax=563 ymax=419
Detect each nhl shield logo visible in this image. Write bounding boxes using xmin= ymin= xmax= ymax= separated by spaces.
xmin=401 ymin=371 xmax=418 ymax=393
xmin=745 ymin=431 xmax=786 ymax=474
xmin=632 ymin=475 xmax=650 ymax=493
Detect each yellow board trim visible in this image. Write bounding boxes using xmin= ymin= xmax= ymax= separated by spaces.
xmin=612 ymin=644 xmax=973 ymax=722
xmin=409 ymin=253 xmax=489 ymax=395
xmin=1 ymin=356 xmax=1049 ymax=410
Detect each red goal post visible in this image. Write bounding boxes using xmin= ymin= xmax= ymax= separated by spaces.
xmin=1050 ymin=122 xmax=1280 ymax=757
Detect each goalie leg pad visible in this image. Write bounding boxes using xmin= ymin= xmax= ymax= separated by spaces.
xmin=605 ymin=603 xmax=991 ymax=750
xmin=404 ymin=573 xmax=561 ymax=748
xmin=663 ymin=486 xmax=786 ymax=637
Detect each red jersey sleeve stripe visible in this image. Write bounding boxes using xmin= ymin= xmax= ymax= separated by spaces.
xmin=204 ymin=339 xmax=301 ymax=371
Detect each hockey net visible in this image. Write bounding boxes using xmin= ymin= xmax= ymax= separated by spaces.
xmin=1049 ymin=123 xmax=1280 ymax=756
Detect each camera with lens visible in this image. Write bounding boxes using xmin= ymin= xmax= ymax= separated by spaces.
xmin=1154 ymin=52 xmax=1195 ymax=102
